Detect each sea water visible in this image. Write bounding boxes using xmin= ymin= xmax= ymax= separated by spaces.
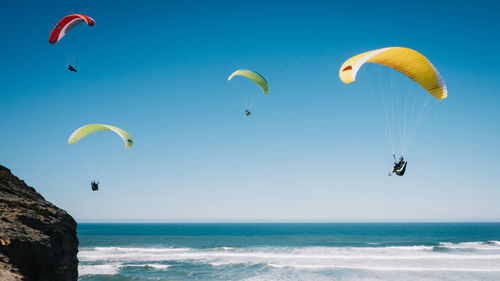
xmin=77 ymin=223 xmax=500 ymax=280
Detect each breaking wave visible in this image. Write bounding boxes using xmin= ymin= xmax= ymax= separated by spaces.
xmin=79 ymin=241 xmax=500 ymax=279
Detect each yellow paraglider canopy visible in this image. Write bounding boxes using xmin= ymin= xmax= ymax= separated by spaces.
xmin=339 ymin=47 xmax=447 ymax=100
xmin=68 ymin=124 xmax=133 ymax=148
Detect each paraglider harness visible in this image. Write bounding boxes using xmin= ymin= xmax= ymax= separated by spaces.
xmin=245 ymin=110 xmax=251 ymax=116
xmin=67 ymin=64 xmax=77 ymax=72
xmin=91 ymin=180 xmax=99 ymax=191
xmin=393 ymin=155 xmax=407 ymax=176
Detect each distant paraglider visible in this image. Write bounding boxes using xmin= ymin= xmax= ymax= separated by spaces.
xmin=91 ymin=180 xmax=99 ymax=191
xmin=49 ymin=14 xmax=95 ymax=70
xmin=339 ymin=47 xmax=447 ymax=176
xmin=68 ymin=124 xmax=133 ymax=191
xmin=228 ymin=69 xmax=269 ymax=116
xmin=67 ymin=65 xmax=77 ymax=72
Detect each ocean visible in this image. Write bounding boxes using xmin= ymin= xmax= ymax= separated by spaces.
xmin=77 ymin=223 xmax=500 ymax=280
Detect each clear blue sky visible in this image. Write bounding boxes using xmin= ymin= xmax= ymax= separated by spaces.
xmin=1 ymin=0 xmax=499 ymax=222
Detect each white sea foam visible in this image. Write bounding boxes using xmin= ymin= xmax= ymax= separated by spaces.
xmin=78 ymin=262 xmax=171 ymax=276
xmin=78 ymin=242 xmax=500 ymax=277
xmin=267 ymin=264 xmax=500 ymax=272
xmin=123 ymin=264 xmax=171 ymax=270
xmin=78 ymin=264 xmax=121 ymax=275
xmin=146 ymin=264 xmax=171 ymax=270
xmin=438 ymin=241 xmax=500 ymax=250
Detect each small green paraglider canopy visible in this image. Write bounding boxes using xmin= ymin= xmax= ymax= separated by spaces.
xmin=228 ymin=69 xmax=269 ymax=95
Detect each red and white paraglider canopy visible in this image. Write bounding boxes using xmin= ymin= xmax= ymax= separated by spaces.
xmin=48 ymin=14 xmax=95 ymax=44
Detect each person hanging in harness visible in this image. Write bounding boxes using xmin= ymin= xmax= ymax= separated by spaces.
xmin=245 ymin=109 xmax=251 ymax=116
xmin=91 ymin=180 xmax=99 ymax=191
xmin=67 ymin=64 xmax=77 ymax=72
xmin=388 ymin=156 xmax=407 ymax=176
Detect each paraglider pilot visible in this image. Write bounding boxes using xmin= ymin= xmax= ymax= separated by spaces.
xmin=67 ymin=64 xmax=77 ymax=72
xmin=245 ymin=110 xmax=251 ymax=116
xmin=389 ymin=155 xmax=407 ymax=176
xmin=91 ymin=180 xmax=99 ymax=191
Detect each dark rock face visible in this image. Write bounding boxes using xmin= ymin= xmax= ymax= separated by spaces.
xmin=0 ymin=165 xmax=78 ymax=281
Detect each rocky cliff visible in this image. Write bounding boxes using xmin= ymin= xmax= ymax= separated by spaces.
xmin=0 ymin=165 xmax=78 ymax=281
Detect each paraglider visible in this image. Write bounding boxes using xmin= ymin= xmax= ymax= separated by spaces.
xmin=49 ymin=14 xmax=95 ymax=70
xmin=389 ymin=156 xmax=407 ymax=176
xmin=68 ymin=124 xmax=133 ymax=190
xmin=228 ymin=69 xmax=269 ymax=116
xmin=91 ymin=180 xmax=99 ymax=191
xmin=67 ymin=64 xmax=77 ymax=72
xmin=339 ymin=47 xmax=447 ymax=176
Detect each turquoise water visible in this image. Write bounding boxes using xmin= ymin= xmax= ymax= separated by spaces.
xmin=78 ymin=223 xmax=500 ymax=280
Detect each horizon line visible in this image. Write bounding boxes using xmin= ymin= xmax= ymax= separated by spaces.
xmin=76 ymin=219 xmax=500 ymax=224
